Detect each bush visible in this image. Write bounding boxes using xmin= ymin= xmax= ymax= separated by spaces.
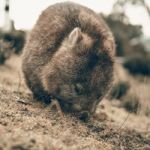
xmin=110 ymin=81 xmax=130 ymax=99
xmin=0 ymin=30 xmax=26 ymax=54
xmin=122 ymin=94 xmax=141 ymax=114
xmin=0 ymin=39 xmax=12 ymax=64
xmin=145 ymin=107 xmax=150 ymax=117
xmin=123 ymin=55 xmax=150 ymax=76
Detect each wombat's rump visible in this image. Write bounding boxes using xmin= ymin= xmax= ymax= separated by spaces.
xmin=22 ymin=2 xmax=115 ymax=117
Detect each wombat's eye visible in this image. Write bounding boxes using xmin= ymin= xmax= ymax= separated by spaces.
xmin=75 ymin=83 xmax=84 ymax=95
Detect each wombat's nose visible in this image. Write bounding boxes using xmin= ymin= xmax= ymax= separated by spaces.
xmin=79 ymin=111 xmax=90 ymax=122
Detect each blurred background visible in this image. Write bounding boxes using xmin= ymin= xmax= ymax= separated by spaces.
xmin=0 ymin=0 xmax=150 ymax=128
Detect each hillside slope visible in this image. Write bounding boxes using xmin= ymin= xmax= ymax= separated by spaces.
xmin=0 ymin=55 xmax=150 ymax=150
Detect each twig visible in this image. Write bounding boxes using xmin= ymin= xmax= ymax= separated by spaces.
xmin=118 ymin=113 xmax=130 ymax=130
xmin=17 ymin=71 xmax=22 ymax=98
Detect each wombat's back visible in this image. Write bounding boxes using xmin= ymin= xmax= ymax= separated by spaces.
xmin=22 ymin=2 xmax=115 ymax=112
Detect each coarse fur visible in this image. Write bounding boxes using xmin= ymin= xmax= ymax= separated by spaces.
xmin=22 ymin=2 xmax=115 ymax=117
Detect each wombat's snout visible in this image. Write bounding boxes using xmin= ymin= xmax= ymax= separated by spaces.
xmin=64 ymin=103 xmax=91 ymax=121
xmin=61 ymin=102 xmax=90 ymax=121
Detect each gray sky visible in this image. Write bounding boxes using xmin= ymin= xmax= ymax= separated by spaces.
xmin=0 ymin=0 xmax=150 ymax=37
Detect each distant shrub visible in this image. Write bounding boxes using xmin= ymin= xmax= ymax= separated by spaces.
xmin=0 ymin=30 xmax=26 ymax=54
xmin=122 ymin=94 xmax=141 ymax=114
xmin=123 ymin=55 xmax=150 ymax=76
xmin=0 ymin=39 xmax=12 ymax=64
xmin=110 ymin=81 xmax=130 ymax=99
xmin=145 ymin=107 xmax=150 ymax=117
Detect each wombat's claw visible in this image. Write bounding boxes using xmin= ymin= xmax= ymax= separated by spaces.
xmin=49 ymin=99 xmax=64 ymax=117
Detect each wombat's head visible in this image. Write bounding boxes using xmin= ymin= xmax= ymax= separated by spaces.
xmin=43 ymin=27 xmax=114 ymax=120
xmin=52 ymin=83 xmax=99 ymax=121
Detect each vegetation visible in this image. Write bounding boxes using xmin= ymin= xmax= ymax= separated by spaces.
xmin=0 ymin=30 xmax=26 ymax=64
xmin=122 ymin=94 xmax=141 ymax=114
xmin=110 ymin=81 xmax=130 ymax=99
xmin=0 ymin=39 xmax=12 ymax=64
xmin=0 ymin=30 xmax=26 ymax=54
xmin=123 ymin=55 xmax=150 ymax=76
xmin=104 ymin=14 xmax=147 ymax=57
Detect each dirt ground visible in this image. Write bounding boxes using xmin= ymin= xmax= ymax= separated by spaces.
xmin=0 ymin=55 xmax=150 ymax=150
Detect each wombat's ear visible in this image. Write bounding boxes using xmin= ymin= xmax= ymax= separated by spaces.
xmin=68 ymin=27 xmax=82 ymax=45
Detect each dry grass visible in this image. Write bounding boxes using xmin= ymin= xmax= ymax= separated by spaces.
xmin=113 ymin=62 xmax=150 ymax=116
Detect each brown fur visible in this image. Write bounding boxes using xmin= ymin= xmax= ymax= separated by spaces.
xmin=22 ymin=2 xmax=115 ymax=117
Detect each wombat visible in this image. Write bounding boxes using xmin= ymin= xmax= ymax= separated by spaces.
xmin=22 ymin=2 xmax=115 ymax=118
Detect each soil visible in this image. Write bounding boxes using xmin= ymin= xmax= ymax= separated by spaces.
xmin=0 ymin=55 xmax=150 ymax=150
